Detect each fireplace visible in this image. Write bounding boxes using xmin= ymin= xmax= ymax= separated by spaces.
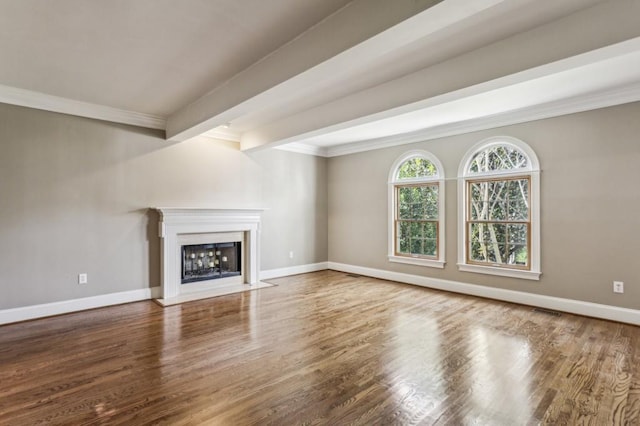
xmin=182 ymin=241 xmax=241 ymax=284
xmin=154 ymin=208 xmax=264 ymax=305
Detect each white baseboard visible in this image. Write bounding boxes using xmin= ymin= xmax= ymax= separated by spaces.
xmin=5 ymin=262 xmax=639 ymax=327
xmin=261 ymin=262 xmax=329 ymax=280
xmin=0 ymin=286 xmax=161 ymax=325
xmin=0 ymin=260 xmax=329 ymax=326
xmin=328 ymin=262 xmax=640 ymax=326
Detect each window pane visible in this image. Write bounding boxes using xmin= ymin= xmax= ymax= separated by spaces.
xmin=399 ymin=203 xmax=410 ymax=220
xmin=470 ymin=223 xmax=507 ymax=262
xmin=468 ymin=145 xmax=528 ymax=174
xmin=424 ymin=239 xmax=437 ymax=257
xmin=423 ymin=185 xmax=438 ymax=220
xmin=423 ymin=222 xmax=437 ymax=239
xmin=469 ymin=181 xmax=507 ymax=220
xmin=488 ymin=201 xmax=507 ymax=220
xmin=508 ymin=244 xmax=528 ymax=266
xmin=487 ymin=243 xmax=507 ymax=263
xmin=484 ymin=223 xmax=506 ymax=245
xmin=397 ymin=222 xmax=410 ymax=253
xmin=469 ymin=181 xmax=488 ymax=220
xmin=398 ymin=187 xmax=412 ymax=220
xmin=493 ymin=223 xmax=506 ymax=240
xmin=469 ymin=181 xmax=484 ymax=202
xmin=397 ymin=157 xmax=438 ymax=179
xmin=470 ymin=240 xmax=486 ymax=262
xmin=470 ymin=227 xmax=483 ymax=262
xmin=470 ymin=181 xmax=481 ymax=198
xmin=410 ymin=222 xmax=422 ymax=238
xmin=507 ymin=224 xmax=528 ymax=245
xmin=507 ymin=179 xmax=529 ymax=220
xmin=469 ymin=199 xmax=484 ymax=220
xmin=506 ymin=179 xmax=529 ymax=197
xmin=487 ymin=180 xmax=507 ymax=201
xmin=410 ymin=238 xmax=422 ymax=254
xmin=409 ymin=201 xmax=423 ymax=220
xmin=507 ymin=200 xmax=528 ymax=220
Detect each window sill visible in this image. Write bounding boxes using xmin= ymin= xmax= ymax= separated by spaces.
xmin=457 ymin=263 xmax=541 ymax=281
xmin=388 ymin=255 xmax=445 ymax=269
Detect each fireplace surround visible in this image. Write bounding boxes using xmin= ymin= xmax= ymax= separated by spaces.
xmin=154 ymin=208 xmax=265 ymax=305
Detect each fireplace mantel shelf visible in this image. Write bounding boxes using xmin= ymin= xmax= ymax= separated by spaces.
xmin=154 ymin=207 xmax=267 ymax=213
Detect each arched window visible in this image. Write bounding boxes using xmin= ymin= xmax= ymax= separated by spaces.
xmin=388 ymin=150 xmax=445 ymax=268
xmin=457 ymin=136 xmax=540 ymax=280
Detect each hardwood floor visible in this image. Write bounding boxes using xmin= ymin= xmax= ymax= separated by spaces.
xmin=1 ymin=270 xmax=639 ymax=425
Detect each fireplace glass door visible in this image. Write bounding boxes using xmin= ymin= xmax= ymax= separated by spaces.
xmin=181 ymin=242 xmax=241 ymax=284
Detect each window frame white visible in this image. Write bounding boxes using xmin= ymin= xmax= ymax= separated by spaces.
xmin=457 ymin=136 xmax=541 ymax=280
xmin=388 ymin=150 xmax=445 ymax=269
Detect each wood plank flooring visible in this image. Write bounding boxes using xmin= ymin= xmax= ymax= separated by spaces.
xmin=1 ymin=270 xmax=640 ymax=425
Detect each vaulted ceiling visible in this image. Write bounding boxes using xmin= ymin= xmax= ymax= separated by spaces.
xmin=1 ymin=0 xmax=639 ymax=156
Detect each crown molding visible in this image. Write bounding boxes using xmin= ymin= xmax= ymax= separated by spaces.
xmin=275 ymin=142 xmax=329 ymax=157
xmin=201 ymin=128 xmax=241 ymax=142
xmin=325 ymin=82 xmax=640 ymax=157
xmin=0 ymin=84 xmax=166 ymax=130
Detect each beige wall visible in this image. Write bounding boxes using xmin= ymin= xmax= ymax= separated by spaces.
xmin=3 ymin=100 xmax=639 ymax=313
xmin=328 ymin=102 xmax=640 ymax=310
xmin=0 ymin=103 xmax=327 ymax=309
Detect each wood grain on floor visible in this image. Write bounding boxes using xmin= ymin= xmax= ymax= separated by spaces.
xmin=1 ymin=270 xmax=639 ymax=425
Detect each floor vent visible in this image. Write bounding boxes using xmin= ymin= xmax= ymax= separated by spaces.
xmin=533 ymin=307 xmax=561 ymax=316
xmin=345 ymin=273 xmax=361 ymax=278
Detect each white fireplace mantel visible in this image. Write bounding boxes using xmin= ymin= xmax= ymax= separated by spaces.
xmin=154 ymin=207 xmax=265 ymax=305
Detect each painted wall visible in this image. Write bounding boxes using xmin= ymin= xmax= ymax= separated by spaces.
xmin=328 ymin=102 xmax=640 ymax=310
xmin=3 ymin=101 xmax=640 ymax=313
xmin=0 ymin=103 xmax=327 ymax=309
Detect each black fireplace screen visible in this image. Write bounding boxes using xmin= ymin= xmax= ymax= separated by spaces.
xmin=181 ymin=242 xmax=241 ymax=284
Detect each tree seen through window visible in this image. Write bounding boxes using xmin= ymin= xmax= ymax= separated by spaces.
xmin=466 ymin=145 xmax=531 ymax=269
xmin=394 ymin=156 xmax=440 ymax=258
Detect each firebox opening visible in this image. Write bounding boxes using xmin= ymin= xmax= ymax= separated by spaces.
xmin=181 ymin=241 xmax=241 ymax=284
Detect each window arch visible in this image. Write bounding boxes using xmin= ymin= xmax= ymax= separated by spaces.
xmin=388 ymin=150 xmax=445 ymax=268
xmin=457 ymin=136 xmax=540 ymax=280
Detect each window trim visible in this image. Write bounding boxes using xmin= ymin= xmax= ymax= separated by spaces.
xmin=457 ymin=136 xmax=541 ymax=280
xmin=388 ymin=150 xmax=445 ymax=269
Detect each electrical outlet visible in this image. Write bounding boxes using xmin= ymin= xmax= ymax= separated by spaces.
xmin=289 ymin=251 xmax=294 ymax=259
xmin=78 ymin=273 xmax=88 ymax=285
xmin=613 ymin=281 xmax=624 ymax=294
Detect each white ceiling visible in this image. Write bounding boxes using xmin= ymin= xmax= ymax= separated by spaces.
xmin=0 ymin=0 xmax=352 ymax=115
xmin=1 ymin=0 xmax=639 ymax=157
xmin=290 ymin=40 xmax=640 ymax=148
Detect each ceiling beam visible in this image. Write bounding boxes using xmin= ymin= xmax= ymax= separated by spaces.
xmin=165 ymin=0 xmax=509 ymax=143
xmin=239 ymin=0 xmax=640 ymax=151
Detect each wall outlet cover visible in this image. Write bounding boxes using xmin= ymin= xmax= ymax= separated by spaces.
xmin=613 ymin=281 xmax=624 ymax=293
